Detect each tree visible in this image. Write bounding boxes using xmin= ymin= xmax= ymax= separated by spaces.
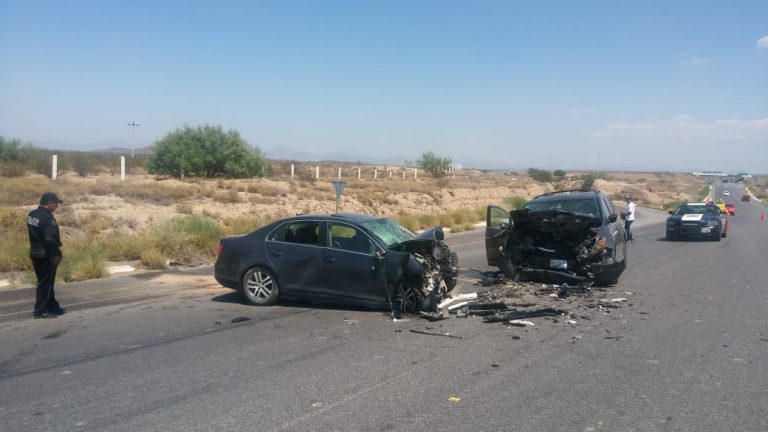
xmin=147 ymin=125 xmax=265 ymax=178
xmin=416 ymin=151 xmax=452 ymax=178
xmin=553 ymin=169 xmax=566 ymax=178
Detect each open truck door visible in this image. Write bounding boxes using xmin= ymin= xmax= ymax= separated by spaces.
xmin=485 ymin=205 xmax=510 ymax=267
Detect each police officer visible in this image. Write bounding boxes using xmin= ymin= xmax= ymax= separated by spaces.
xmin=27 ymin=192 xmax=65 ymax=319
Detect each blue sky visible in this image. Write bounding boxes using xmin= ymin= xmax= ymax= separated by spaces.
xmin=1 ymin=0 xmax=766 ymax=172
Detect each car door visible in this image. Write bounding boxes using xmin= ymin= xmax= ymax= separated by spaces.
xmin=264 ymin=220 xmax=324 ymax=296
xmin=600 ymin=197 xmax=626 ymax=261
xmin=321 ymin=222 xmax=388 ymax=305
xmin=486 ymin=205 xmax=510 ymax=266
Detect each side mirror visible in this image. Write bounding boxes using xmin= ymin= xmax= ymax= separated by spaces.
xmin=608 ymin=214 xmax=618 ymax=223
xmin=668 ymin=210 xmax=674 ymax=214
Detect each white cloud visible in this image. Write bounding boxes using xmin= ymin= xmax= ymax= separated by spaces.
xmin=757 ymin=35 xmax=768 ymax=49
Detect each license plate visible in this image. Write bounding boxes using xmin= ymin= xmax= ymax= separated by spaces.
xmin=700 ymin=227 xmax=711 ymax=233
xmin=550 ymin=259 xmax=568 ymax=269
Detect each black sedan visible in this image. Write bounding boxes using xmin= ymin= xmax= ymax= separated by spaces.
xmin=666 ymin=202 xmax=727 ymax=241
xmin=214 ymin=213 xmax=459 ymax=313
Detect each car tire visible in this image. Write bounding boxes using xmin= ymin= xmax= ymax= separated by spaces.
xmin=241 ymin=267 xmax=279 ymax=306
xmin=666 ymin=231 xmax=675 ymax=241
xmin=392 ymin=279 xmax=427 ymax=313
xmin=498 ymin=255 xmax=517 ymax=279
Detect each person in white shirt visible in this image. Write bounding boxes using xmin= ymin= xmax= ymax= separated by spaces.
xmin=624 ymin=195 xmax=636 ymax=241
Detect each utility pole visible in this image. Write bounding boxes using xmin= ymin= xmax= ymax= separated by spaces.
xmin=127 ymin=122 xmax=140 ymax=158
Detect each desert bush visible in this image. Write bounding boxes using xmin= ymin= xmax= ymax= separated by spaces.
xmin=0 ymin=176 xmax=55 ymax=206
xmin=0 ymin=209 xmax=30 ymax=272
xmin=98 ymin=234 xmax=153 ymax=261
xmin=528 ymin=168 xmax=552 ymax=182
xmin=505 ymin=196 xmax=528 ymax=210
xmin=580 ymin=173 xmax=597 ymax=191
xmin=0 ymin=161 xmax=26 ymax=177
xmin=663 ymin=200 xmax=682 ymax=211
xmin=147 ymin=124 xmax=266 ymax=178
xmin=150 ymin=215 xmax=221 ymax=261
xmin=417 ymin=151 xmax=452 ymax=178
xmin=214 ymin=190 xmax=241 ymax=203
xmin=140 ymin=248 xmax=166 ymax=269
xmin=176 ymin=203 xmax=194 ymax=214
xmin=58 ymin=247 xmax=109 ymax=282
xmin=221 ymin=215 xmax=272 ymax=236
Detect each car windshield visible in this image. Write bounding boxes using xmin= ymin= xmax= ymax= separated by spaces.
xmin=676 ymin=204 xmax=718 ymax=215
xmin=360 ymin=218 xmax=414 ymax=248
xmin=525 ymin=198 xmax=599 ymax=217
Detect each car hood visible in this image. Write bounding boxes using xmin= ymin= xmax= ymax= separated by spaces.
xmin=668 ymin=213 xmax=720 ymax=222
xmin=390 ymin=226 xmax=445 ymax=255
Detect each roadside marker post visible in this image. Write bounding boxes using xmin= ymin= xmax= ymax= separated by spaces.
xmin=331 ymin=180 xmax=346 ymax=213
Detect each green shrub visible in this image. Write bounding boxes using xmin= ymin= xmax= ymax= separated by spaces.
xmin=58 ymin=248 xmax=109 ymax=282
xmin=0 ymin=161 xmax=26 ymax=177
xmin=140 ymin=249 xmax=167 ymax=269
xmin=222 ymin=216 xmax=271 ymax=236
xmin=527 ymin=168 xmax=552 ymax=182
xmin=150 ymin=215 xmax=221 ymax=262
xmin=147 ymin=124 xmax=266 ymax=178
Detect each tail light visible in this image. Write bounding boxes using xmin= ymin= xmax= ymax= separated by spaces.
xmin=218 ymin=241 xmax=224 ymax=255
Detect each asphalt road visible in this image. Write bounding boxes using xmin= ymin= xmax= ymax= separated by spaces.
xmin=1 ymin=185 xmax=767 ymax=431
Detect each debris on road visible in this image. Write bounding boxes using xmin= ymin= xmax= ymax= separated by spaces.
xmin=483 ymin=308 xmax=567 ymax=323
xmin=409 ymin=329 xmax=463 ymax=339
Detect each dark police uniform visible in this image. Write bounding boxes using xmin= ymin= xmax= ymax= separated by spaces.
xmin=27 ymin=202 xmax=63 ymax=316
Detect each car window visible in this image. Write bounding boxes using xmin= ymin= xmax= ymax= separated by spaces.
xmin=675 ymin=205 xmax=713 ymax=215
xmin=328 ymin=223 xmax=377 ymax=254
xmin=268 ymin=221 xmax=320 ymax=245
xmin=526 ymin=198 xmax=599 ymax=217
xmin=599 ymin=197 xmax=613 ymax=221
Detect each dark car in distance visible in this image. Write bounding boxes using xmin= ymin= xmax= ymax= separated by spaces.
xmin=485 ymin=190 xmax=627 ymax=286
xmin=666 ymin=202 xmax=727 ymax=241
xmin=741 ymin=195 xmax=751 ymax=202
xmin=215 ymin=213 xmax=459 ymax=313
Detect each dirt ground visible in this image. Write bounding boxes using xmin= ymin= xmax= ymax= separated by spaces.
xmin=5 ymin=169 xmax=708 ymax=235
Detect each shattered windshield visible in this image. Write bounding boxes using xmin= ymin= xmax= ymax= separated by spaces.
xmin=524 ymin=198 xmax=600 ymax=217
xmin=360 ymin=218 xmax=414 ymax=248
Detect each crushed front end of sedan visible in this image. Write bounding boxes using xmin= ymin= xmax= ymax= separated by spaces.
xmin=388 ymin=226 xmax=460 ymax=313
xmin=485 ymin=190 xmax=628 ymax=286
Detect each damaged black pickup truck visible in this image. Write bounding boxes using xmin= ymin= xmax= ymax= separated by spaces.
xmin=485 ymin=190 xmax=628 ymax=286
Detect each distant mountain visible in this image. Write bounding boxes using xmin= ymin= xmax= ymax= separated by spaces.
xmin=33 ymin=139 xmax=153 ymax=155
xmin=264 ymin=146 xmax=411 ymax=166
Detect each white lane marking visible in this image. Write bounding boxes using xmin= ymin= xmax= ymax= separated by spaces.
xmin=449 ymin=240 xmax=484 ymax=248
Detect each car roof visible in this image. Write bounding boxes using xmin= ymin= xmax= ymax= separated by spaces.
xmin=530 ymin=189 xmax=603 ymax=201
xmin=284 ymin=212 xmax=388 ymax=224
